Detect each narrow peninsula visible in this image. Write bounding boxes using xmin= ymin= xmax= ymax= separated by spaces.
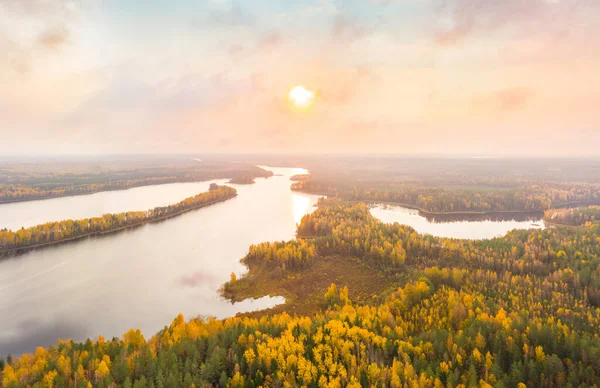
xmin=0 ymin=185 xmax=236 ymax=257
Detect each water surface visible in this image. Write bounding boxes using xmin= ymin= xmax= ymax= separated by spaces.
xmin=0 ymin=180 xmax=230 ymax=231
xmin=370 ymin=204 xmax=545 ymax=239
xmin=0 ymin=167 xmax=320 ymax=356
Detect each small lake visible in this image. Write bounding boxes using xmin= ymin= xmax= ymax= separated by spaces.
xmin=369 ymin=204 xmax=545 ymax=240
xmin=0 ymin=167 xmax=321 ymax=356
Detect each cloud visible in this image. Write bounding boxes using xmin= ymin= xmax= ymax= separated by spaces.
xmin=228 ymin=43 xmax=245 ymax=56
xmin=473 ymin=88 xmax=534 ymax=112
xmin=0 ymin=0 xmax=87 ymax=20
xmin=204 ymin=4 xmax=254 ymax=28
xmin=55 ymin=69 xmax=268 ymax=150
xmin=434 ymin=0 xmax=564 ymax=45
xmin=226 ymin=30 xmax=282 ymax=59
xmin=1 ymin=0 xmax=69 ymax=15
xmin=0 ymin=34 xmax=30 ymax=74
xmin=318 ymin=65 xmax=374 ymax=104
xmin=332 ymin=15 xmax=369 ymax=42
xmin=0 ymin=0 xmax=86 ymax=75
xmin=37 ymin=25 xmax=69 ymax=49
xmin=258 ymin=31 xmax=282 ymax=49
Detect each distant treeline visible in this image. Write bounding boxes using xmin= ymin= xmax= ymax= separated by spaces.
xmin=0 ymin=185 xmax=236 ymax=253
xmin=0 ymin=163 xmax=270 ymax=204
xmin=0 ymin=177 xmax=187 ymax=204
xmin=292 ymin=180 xmax=600 ymax=214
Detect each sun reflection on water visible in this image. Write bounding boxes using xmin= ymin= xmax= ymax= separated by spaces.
xmin=292 ymin=193 xmax=313 ymax=224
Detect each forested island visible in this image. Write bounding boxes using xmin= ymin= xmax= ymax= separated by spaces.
xmin=228 ymin=176 xmax=256 ymax=185
xmin=4 ymin=198 xmax=600 ymax=387
xmin=0 ymin=157 xmax=270 ymax=204
xmin=0 ymin=185 xmax=236 ymax=256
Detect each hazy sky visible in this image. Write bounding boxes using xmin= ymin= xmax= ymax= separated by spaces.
xmin=1 ymin=0 xmax=599 ymax=156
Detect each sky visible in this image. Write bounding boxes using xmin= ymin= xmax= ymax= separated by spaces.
xmin=0 ymin=0 xmax=599 ymax=156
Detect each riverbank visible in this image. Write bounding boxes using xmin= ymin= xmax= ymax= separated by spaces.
xmin=0 ymin=165 xmax=273 ymax=206
xmin=0 ymin=191 xmax=237 ymax=259
xmin=0 ymin=178 xmax=246 ymax=206
xmin=293 ymin=187 xmax=600 ymax=218
xmin=363 ymin=200 xmax=545 ymax=216
xmin=542 ymin=219 xmax=579 ymax=229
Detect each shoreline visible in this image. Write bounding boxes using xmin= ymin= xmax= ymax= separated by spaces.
xmin=363 ymin=200 xmax=545 ymax=216
xmin=0 ymin=170 xmax=273 ymax=206
xmin=0 ymin=194 xmax=237 ymax=259
xmin=372 ymin=199 xmax=600 ymax=217
xmin=542 ymin=219 xmax=582 ymax=229
xmin=292 ymin=188 xmax=600 ymax=217
xmin=0 ymin=180 xmax=227 ymax=206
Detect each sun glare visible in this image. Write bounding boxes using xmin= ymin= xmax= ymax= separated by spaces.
xmin=288 ymin=85 xmax=315 ymax=108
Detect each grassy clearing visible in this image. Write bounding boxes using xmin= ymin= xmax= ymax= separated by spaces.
xmin=221 ymin=255 xmax=395 ymax=317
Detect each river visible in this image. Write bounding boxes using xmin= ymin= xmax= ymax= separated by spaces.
xmin=369 ymin=204 xmax=545 ymax=240
xmin=0 ymin=167 xmax=320 ymax=356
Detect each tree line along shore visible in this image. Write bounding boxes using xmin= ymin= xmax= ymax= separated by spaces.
xmin=0 ymin=185 xmax=237 ymax=256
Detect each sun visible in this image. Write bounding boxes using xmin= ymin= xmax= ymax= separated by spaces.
xmin=288 ymin=85 xmax=315 ymax=108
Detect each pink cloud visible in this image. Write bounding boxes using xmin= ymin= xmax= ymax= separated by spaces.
xmin=473 ymin=88 xmax=534 ymax=112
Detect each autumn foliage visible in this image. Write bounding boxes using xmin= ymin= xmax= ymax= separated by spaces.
xmin=0 ymin=185 xmax=236 ymax=253
xmin=3 ymin=201 xmax=600 ymax=387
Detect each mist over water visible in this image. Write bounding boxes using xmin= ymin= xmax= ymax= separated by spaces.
xmin=0 ymin=167 xmax=320 ymax=356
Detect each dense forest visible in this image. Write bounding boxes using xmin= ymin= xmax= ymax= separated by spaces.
xmin=0 ymin=158 xmax=270 ymax=204
xmin=4 ymin=199 xmax=600 ymax=387
xmin=255 ymin=155 xmax=600 ymax=214
xmin=544 ymin=206 xmax=600 ymax=226
xmin=242 ymin=240 xmax=317 ymax=273
xmin=292 ymin=180 xmax=600 ymax=214
xmin=0 ymin=185 xmax=236 ymax=253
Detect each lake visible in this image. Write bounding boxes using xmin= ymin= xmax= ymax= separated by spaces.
xmin=0 ymin=167 xmax=321 ymax=356
xmin=369 ymin=204 xmax=545 ymax=240
xmin=0 ymin=180 xmax=233 ymax=231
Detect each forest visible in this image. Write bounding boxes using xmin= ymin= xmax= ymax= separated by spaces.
xmin=0 ymin=185 xmax=236 ymax=254
xmin=0 ymin=158 xmax=270 ymax=204
xmin=544 ymin=206 xmax=600 ymax=226
xmin=4 ymin=199 xmax=600 ymax=387
xmin=228 ymin=177 xmax=256 ymax=185
xmin=292 ymin=180 xmax=600 ymax=214
xmin=252 ymin=156 xmax=600 ymax=215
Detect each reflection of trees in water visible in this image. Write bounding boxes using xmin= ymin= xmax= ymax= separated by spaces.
xmin=422 ymin=211 xmax=544 ymax=224
xmin=371 ymin=203 xmax=544 ymax=224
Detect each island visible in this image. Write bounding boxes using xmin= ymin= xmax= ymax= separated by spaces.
xmin=0 ymin=185 xmax=237 ymax=257
xmin=228 ymin=176 xmax=256 ymax=184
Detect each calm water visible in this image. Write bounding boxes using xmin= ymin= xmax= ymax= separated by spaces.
xmin=0 ymin=180 xmax=232 ymax=231
xmin=0 ymin=167 xmax=320 ymax=356
xmin=370 ymin=204 xmax=545 ymax=240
